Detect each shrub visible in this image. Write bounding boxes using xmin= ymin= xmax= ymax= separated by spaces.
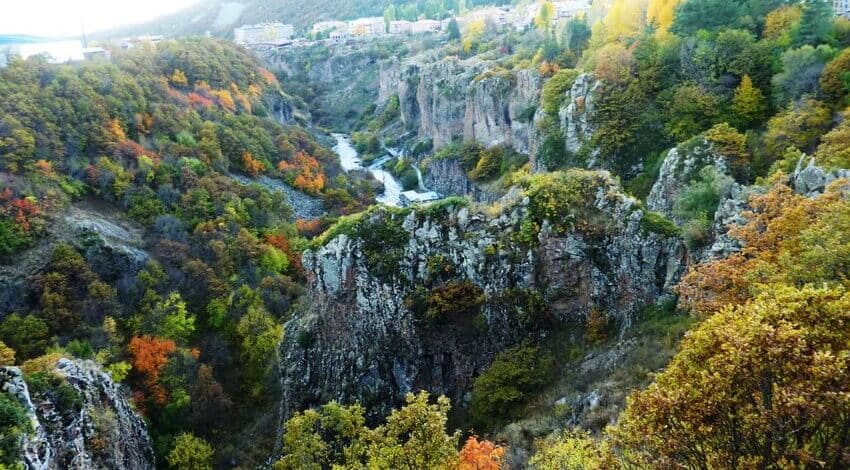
xmin=541 ymin=69 xmax=579 ymax=116
xmin=355 ymin=215 xmax=410 ymax=282
xmin=498 ymin=288 xmax=551 ymax=329
xmin=470 ymin=343 xmax=554 ymax=429
xmin=673 ymin=166 xmax=733 ymax=223
xmin=425 ymin=280 xmax=485 ymax=321
xmin=640 ymin=212 xmax=681 ymax=238
xmin=0 ymin=393 xmax=31 ymax=467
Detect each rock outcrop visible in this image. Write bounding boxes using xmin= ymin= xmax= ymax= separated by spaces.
xmin=379 ymin=57 xmax=542 ymax=154
xmin=558 ymin=73 xmax=599 ymax=160
xmin=279 ymin=171 xmax=686 ymax=420
xmin=0 ymin=203 xmax=148 ymax=316
xmin=1 ymin=359 xmax=154 ymax=469
xmin=647 ymin=139 xmax=730 ymax=223
xmin=421 ymin=158 xmax=500 ymax=203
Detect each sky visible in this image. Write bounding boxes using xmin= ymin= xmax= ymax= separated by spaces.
xmin=1 ymin=0 xmax=203 ymax=37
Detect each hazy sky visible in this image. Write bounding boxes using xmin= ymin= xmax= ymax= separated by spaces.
xmin=1 ymin=0 xmax=203 ymax=37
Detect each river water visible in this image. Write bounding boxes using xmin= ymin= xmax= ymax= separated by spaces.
xmin=333 ymin=134 xmax=403 ymax=206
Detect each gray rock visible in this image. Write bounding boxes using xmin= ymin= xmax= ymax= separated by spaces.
xmin=0 ymin=360 xmax=154 ymax=470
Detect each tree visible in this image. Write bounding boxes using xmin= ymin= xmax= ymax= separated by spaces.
xmin=274 ymin=402 xmax=367 ymax=470
xmin=530 ymin=430 xmax=616 ymax=470
xmin=820 ymin=47 xmax=850 ymax=104
xmin=0 ymin=314 xmax=49 ymax=360
xmin=670 ymin=0 xmax=744 ymax=36
xmin=447 ymin=18 xmax=461 ymax=41
xmin=146 ymin=292 xmax=195 ymax=344
xmin=0 ymin=341 xmax=14 ymax=365
xmin=170 ymin=69 xmax=188 ymax=87
xmin=562 ymin=17 xmax=591 ymax=53
xmin=763 ymin=5 xmax=802 ymax=46
xmin=458 ymin=436 xmax=506 ymax=470
xmin=128 ymin=335 xmax=177 ymax=405
xmin=764 ymin=98 xmax=831 ymax=155
xmin=235 ymin=301 xmax=283 ymax=396
xmin=383 ymin=5 xmax=396 ymax=33
xmin=730 ymin=74 xmax=766 ymax=129
xmin=0 ymin=392 xmax=31 ymax=467
xmin=168 ymin=433 xmax=214 ymax=470
xmin=535 ymin=2 xmax=555 ymax=32
xmin=772 ymin=45 xmax=835 ymax=105
xmin=367 ymin=392 xmax=460 ymax=470
xmin=796 ymin=0 xmax=834 ymax=46
xmin=463 ymin=19 xmax=486 ymax=54
xmin=470 ymin=344 xmax=553 ymax=429
xmin=647 ymin=0 xmax=683 ymax=36
xmin=614 ymin=285 xmax=850 ymax=469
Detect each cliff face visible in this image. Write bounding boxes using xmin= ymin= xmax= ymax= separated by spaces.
xmin=279 ymin=172 xmax=685 ymax=420
xmin=558 ymin=73 xmax=599 ymax=161
xmin=379 ymin=57 xmax=542 ymax=153
xmin=1 ymin=359 xmax=154 ymax=470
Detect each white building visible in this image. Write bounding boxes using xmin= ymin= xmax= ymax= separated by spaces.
xmin=389 ymin=20 xmax=413 ymax=34
xmin=836 ymin=0 xmax=850 ymax=17
xmin=411 ymin=19 xmax=442 ymax=34
xmin=234 ymin=22 xmax=295 ymax=45
xmin=312 ymin=20 xmax=348 ymax=36
xmin=553 ymin=0 xmax=591 ymax=19
xmin=82 ymin=47 xmax=110 ymax=62
xmin=348 ymin=17 xmax=386 ymax=37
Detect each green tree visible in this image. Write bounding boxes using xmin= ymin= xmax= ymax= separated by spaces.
xmin=772 ymin=45 xmax=836 ymax=105
xmin=274 ymin=402 xmax=367 ymax=470
xmin=470 ymin=344 xmax=553 ymax=429
xmin=0 ymin=393 xmax=31 ymax=467
xmin=447 ymin=18 xmax=461 ymax=41
xmin=670 ymin=0 xmax=744 ymax=35
xmin=0 ymin=314 xmax=50 ymax=360
xmin=796 ymin=0 xmax=834 ymax=46
xmin=366 ymin=392 xmax=459 ymax=470
xmin=167 ymin=433 xmax=214 ymax=470
xmin=236 ymin=300 xmax=283 ymax=396
xmin=730 ymin=74 xmax=767 ymax=129
xmin=530 ymin=430 xmax=616 ymax=470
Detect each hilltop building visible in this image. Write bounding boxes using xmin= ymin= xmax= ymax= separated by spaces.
xmin=234 ymin=22 xmax=294 ymax=45
xmin=389 ymin=20 xmax=413 ymax=35
xmin=837 ymin=0 xmax=850 ymax=17
xmin=553 ymin=0 xmax=591 ymax=19
xmin=312 ymin=20 xmax=348 ymax=36
xmin=349 ymin=17 xmax=386 ymax=37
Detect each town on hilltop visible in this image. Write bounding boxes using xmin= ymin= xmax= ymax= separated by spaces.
xmin=234 ymin=0 xmax=592 ymax=48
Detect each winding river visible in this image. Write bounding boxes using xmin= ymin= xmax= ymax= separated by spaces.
xmin=333 ymin=134 xmax=404 ymax=206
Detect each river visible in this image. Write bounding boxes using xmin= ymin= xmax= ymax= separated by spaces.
xmin=333 ymin=134 xmax=404 ymax=206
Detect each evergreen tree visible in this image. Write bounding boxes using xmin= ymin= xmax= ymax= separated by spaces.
xmin=447 ymin=18 xmax=461 ymax=41
xmin=730 ymin=74 xmax=767 ymax=128
xmin=796 ymin=0 xmax=834 ymax=46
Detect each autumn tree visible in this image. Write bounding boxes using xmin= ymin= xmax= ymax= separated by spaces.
xmin=614 ymin=285 xmax=850 ymax=469
xmin=0 ymin=341 xmax=14 ymax=365
xmin=458 ymin=436 xmax=505 ymax=470
xmin=647 ymin=0 xmax=682 ymax=37
xmin=535 ymin=2 xmax=555 ymax=32
xmin=820 ymin=47 xmax=850 ymax=104
xmin=242 ymin=151 xmax=265 ymax=177
xmin=128 ymin=335 xmax=177 ymax=405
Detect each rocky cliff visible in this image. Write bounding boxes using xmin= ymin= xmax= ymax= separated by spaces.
xmin=379 ymin=57 xmax=542 ymax=154
xmin=1 ymin=359 xmax=154 ymax=469
xmin=278 ymin=171 xmax=686 ymax=421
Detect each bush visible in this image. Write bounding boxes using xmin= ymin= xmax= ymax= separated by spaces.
xmin=0 ymin=393 xmax=31 ymax=467
xmin=673 ymin=166 xmax=732 ymax=223
xmin=640 ymin=212 xmax=681 ymax=238
xmin=425 ymin=280 xmax=485 ymax=321
xmin=0 ymin=217 xmax=32 ymax=257
xmin=541 ymin=69 xmax=579 ymax=116
xmin=355 ymin=215 xmax=410 ymax=282
xmin=471 ymin=343 xmax=553 ymax=429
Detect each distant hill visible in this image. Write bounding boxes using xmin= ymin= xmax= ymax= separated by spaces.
xmin=99 ymin=0 xmax=510 ymax=38
xmin=0 ymin=34 xmax=48 ymax=44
